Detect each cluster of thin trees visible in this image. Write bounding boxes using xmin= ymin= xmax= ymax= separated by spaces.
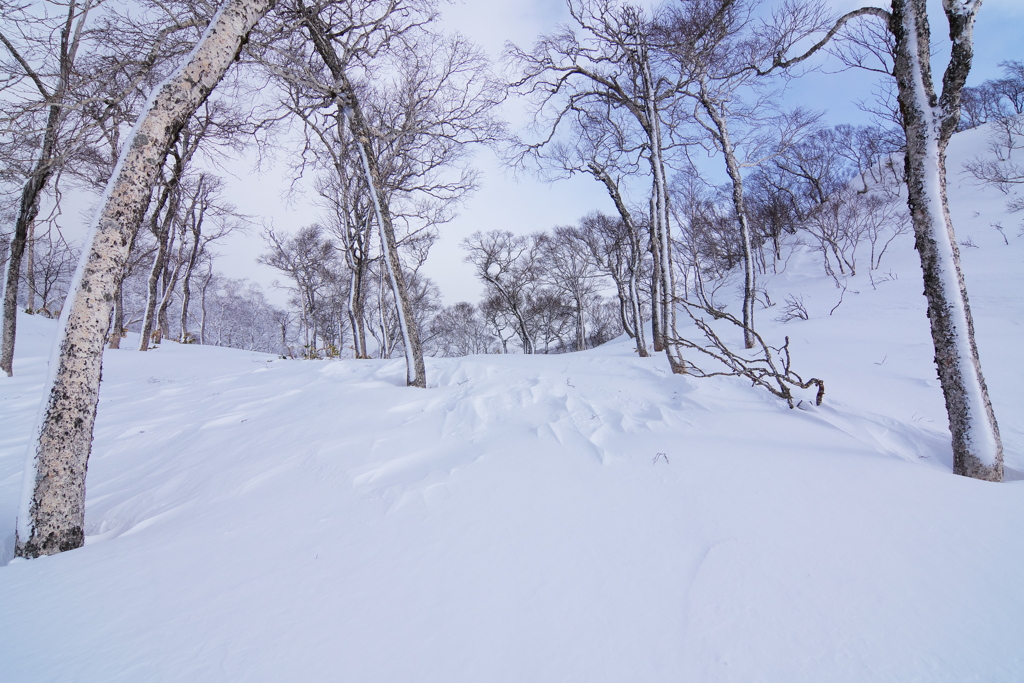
xmin=1 ymin=0 xmax=1012 ymax=559
xmin=959 ymin=61 xmax=1024 ymax=213
xmin=260 ymin=221 xmax=625 ymax=359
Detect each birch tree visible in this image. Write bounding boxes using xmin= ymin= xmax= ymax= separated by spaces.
xmin=884 ymin=0 xmax=1002 ymax=480
xmin=0 ymin=0 xmax=99 ymax=376
xmin=509 ymin=0 xmax=689 ymax=372
xmin=0 ymin=0 xmax=205 ymax=375
xmin=15 ymin=0 xmax=274 ymax=559
xmin=257 ymin=0 xmax=501 ymax=385
xmin=746 ymin=0 xmax=1004 ymax=480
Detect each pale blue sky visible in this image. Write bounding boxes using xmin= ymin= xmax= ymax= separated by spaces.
xmin=207 ymin=0 xmax=1024 ymax=305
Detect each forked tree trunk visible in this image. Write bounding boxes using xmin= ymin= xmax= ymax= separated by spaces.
xmin=348 ymin=265 xmax=368 ymax=358
xmin=15 ymin=0 xmax=274 ymax=559
xmin=889 ymin=0 xmax=1002 ymax=481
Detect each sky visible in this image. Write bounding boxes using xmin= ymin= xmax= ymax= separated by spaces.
xmin=182 ymin=0 xmax=1024 ymax=306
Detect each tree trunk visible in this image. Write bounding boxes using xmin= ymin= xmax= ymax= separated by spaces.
xmin=25 ymin=223 xmax=36 ymax=315
xmin=15 ymin=0 xmax=274 ymax=559
xmin=642 ymin=57 xmax=685 ymax=374
xmin=179 ymin=216 xmax=203 ymax=343
xmin=889 ymin=0 xmax=1002 ymax=481
xmin=108 ymin=276 xmax=125 ymax=349
xmin=700 ymin=89 xmax=756 ymax=348
xmin=347 ymin=106 xmax=425 ymax=384
xmin=0 ymin=0 xmax=88 ymax=375
xmin=648 ymin=217 xmax=663 ymax=353
xmin=590 ymin=164 xmax=648 ymax=357
xmin=300 ymin=8 xmax=426 ymax=387
xmin=348 ymin=265 xmax=367 ymax=358
xmin=139 ymin=222 xmax=171 ymax=349
xmin=1 ymin=137 xmax=57 ymax=375
xmin=157 ymin=228 xmax=186 ymax=341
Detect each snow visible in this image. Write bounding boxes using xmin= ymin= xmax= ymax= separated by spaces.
xmin=1 ymin=129 xmax=1024 ymax=681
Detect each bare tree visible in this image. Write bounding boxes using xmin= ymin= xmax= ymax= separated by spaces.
xmin=178 ymin=175 xmax=240 ymax=344
xmin=538 ymin=107 xmax=650 ymax=356
xmin=785 ymin=0 xmax=1006 ymax=480
xmin=15 ymin=0 xmax=274 ymax=559
xmin=462 ymin=230 xmax=545 ymax=354
xmin=0 ymin=0 xmax=205 ymax=375
xmin=578 ymin=211 xmax=649 ymax=355
xmin=0 ymin=0 xmax=98 ymax=376
xmin=427 ymin=302 xmax=496 ymax=357
xmin=259 ymin=0 xmax=501 ymax=386
xmin=26 ymin=229 xmax=80 ymax=317
xmin=260 ymin=225 xmax=339 ymax=356
xmin=509 ymin=0 xmax=690 ymax=371
xmin=540 ymin=226 xmax=605 ymax=351
xmin=884 ymin=0 xmax=1003 ymax=480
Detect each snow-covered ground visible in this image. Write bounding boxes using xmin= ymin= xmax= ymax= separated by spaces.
xmin=1 ymin=128 xmax=1023 ymax=681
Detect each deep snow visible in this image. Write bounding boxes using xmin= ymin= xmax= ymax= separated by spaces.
xmin=1 ymin=126 xmax=1023 ymax=681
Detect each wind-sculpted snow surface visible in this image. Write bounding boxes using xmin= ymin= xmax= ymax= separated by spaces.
xmin=1 ymin=127 xmax=1023 ymax=681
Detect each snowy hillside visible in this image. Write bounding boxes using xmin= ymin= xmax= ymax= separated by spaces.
xmin=1 ymin=126 xmax=1023 ymax=681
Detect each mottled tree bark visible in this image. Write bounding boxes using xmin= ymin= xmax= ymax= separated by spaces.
xmin=15 ymin=0 xmax=274 ymax=558
xmin=889 ymin=0 xmax=1002 ymax=481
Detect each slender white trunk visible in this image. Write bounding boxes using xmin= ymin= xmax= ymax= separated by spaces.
xmin=15 ymin=0 xmax=274 ymax=558
xmin=352 ymin=125 xmax=425 ymax=385
xmin=643 ymin=57 xmax=684 ymax=373
xmin=701 ymin=91 xmax=756 ymax=348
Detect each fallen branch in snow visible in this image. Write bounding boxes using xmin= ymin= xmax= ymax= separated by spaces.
xmin=668 ymin=298 xmax=825 ymax=409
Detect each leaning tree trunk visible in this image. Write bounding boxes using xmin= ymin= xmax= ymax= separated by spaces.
xmin=346 ymin=94 xmax=425 ymax=385
xmin=591 ymin=164 xmax=648 ymax=357
xmin=889 ymin=0 xmax=1002 ymax=481
xmin=701 ymin=90 xmax=756 ymax=349
xmin=15 ymin=0 xmax=274 ymax=559
xmin=0 ymin=0 xmax=82 ymax=376
xmin=300 ymin=8 xmax=426 ymax=387
xmin=1 ymin=135 xmax=58 ymax=375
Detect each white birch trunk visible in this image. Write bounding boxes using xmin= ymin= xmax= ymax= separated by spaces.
xmin=890 ymin=0 xmax=1002 ymax=480
xmin=642 ymin=56 xmax=685 ymax=373
xmin=700 ymin=91 xmax=756 ymax=349
xmin=15 ymin=0 xmax=273 ymax=558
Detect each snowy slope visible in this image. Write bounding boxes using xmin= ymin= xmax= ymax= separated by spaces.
xmin=1 ymin=127 xmax=1023 ymax=682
